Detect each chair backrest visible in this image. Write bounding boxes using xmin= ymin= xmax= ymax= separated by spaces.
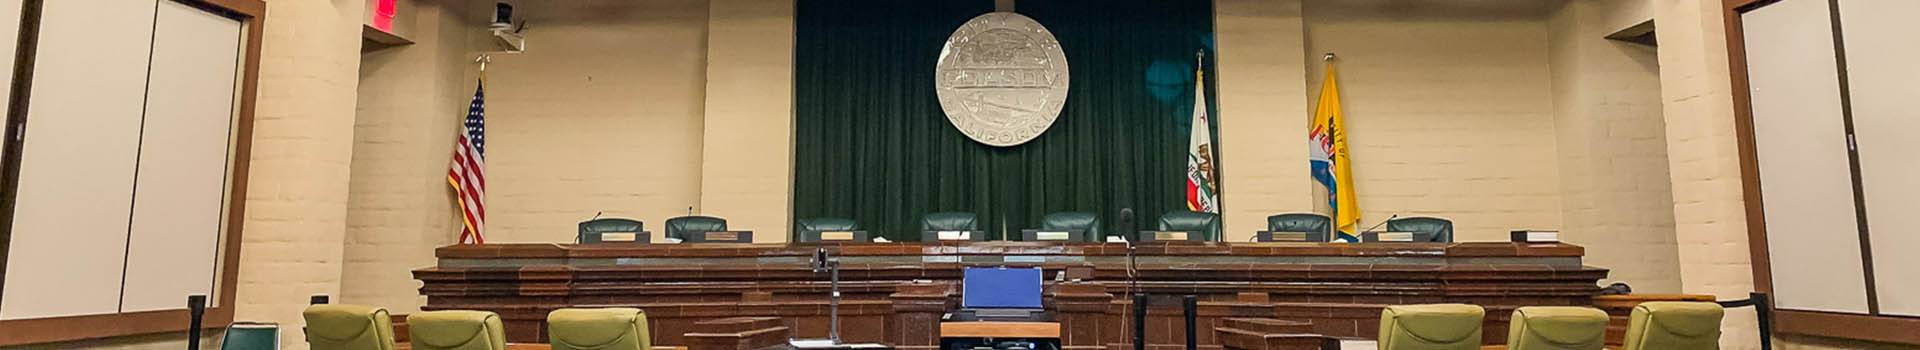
xmin=1386 ymin=217 xmax=1454 ymax=243
xmin=921 ymin=212 xmax=979 ymax=231
xmin=1266 ymin=213 xmax=1331 ymax=236
xmin=1041 ymin=212 xmax=1102 ymax=242
xmin=1378 ymin=304 xmax=1484 ymax=350
xmin=1156 ymin=211 xmax=1222 ymax=241
xmin=407 ymin=311 xmax=506 ymax=350
xmin=663 ymin=216 xmax=727 ymax=240
xmin=220 ymin=322 xmax=280 ymax=350
xmin=1506 ymin=307 xmax=1607 ymax=350
xmin=302 ymin=304 xmax=398 ymax=350
xmin=794 ymin=217 xmax=860 ymax=242
xmin=1622 ymin=302 xmax=1723 ymax=350
xmin=548 ymin=308 xmax=651 ymax=350
xmin=580 ymin=218 xmax=644 ymax=236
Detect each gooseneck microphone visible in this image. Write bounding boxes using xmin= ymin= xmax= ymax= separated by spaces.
xmin=1118 ymin=208 xmax=1135 ymax=242
xmin=1361 ymin=213 xmax=1399 ymax=233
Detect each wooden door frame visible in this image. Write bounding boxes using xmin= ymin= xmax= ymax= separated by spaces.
xmin=1723 ymin=0 xmax=1920 ymax=345
xmin=0 ymin=0 xmax=264 ymax=346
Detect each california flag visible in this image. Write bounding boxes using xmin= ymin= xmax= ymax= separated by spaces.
xmin=1186 ymin=66 xmax=1218 ymax=214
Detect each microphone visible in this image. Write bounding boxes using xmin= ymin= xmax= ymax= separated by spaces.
xmin=1361 ymin=214 xmax=1399 ymax=233
xmin=591 ymin=211 xmax=603 ymax=221
xmin=688 ymin=206 xmax=694 ymax=216
xmin=1118 ymin=208 xmax=1135 ymax=242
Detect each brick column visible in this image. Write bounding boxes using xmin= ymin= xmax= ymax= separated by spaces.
xmin=234 ymin=1 xmax=365 ymax=349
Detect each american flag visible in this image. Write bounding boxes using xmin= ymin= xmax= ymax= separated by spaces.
xmin=448 ymin=81 xmax=487 ymax=244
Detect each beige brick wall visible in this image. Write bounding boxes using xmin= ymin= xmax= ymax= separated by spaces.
xmin=475 ymin=0 xmax=711 ymax=243
xmin=233 ymin=3 xmax=365 ymax=350
xmin=1302 ymin=0 xmax=1564 ymax=242
xmin=343 ymin=0 xmax=480 ymax=313
xmin=697 ymin=0 xmax=795 ymax=243
xmin=1214 ymin=0 xmax=1311 ymax=242
xmin=1546 ymin=0 xmax=1683 ymax=293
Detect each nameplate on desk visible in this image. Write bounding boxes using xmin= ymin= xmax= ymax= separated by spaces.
xmin=939 ymin=231 xmax=971 ymax=240
xmin=820 ymin=231 xmax=856 ymax=241
xmin=581 ymin=231 xmax=650 ymax=244
xmin=1265 ymin=232 xmax=1309 ymax=242
xmin=1361 ymin=231 xmax=1417 ymax=242
xmin=1019 ymin=229 xmax=1079 ymax=242
xmin=697 ymin=231 xmax=753 ymax=243
xmin=1155 ymin=231 xmax=1188 ymax=241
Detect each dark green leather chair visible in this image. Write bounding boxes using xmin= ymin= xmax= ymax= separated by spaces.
xmin=794 ymin=217 xmax=860 ymax=242
xmin=1266 ymin=213 xmax=1331 ymax=236
xmin=1386 ymin=217 xmax=1454 ymax=243
xmin=579 ymin=218 xmax=644 ymax=243
xmin=921 ymin=212 xmax=980 ymax=231
xmin=1506 ymin=306 xmax=1608 ymax=350
xmin=1622 ymin=302 xmax=1723 ymax=350
xmin=220 ymin=322 xmax=280 ymax=350
xmin=1156 ymin=211 xmax=1222 ymax=241
xmin=1041 ymin=212 xmax=1103 ymax=242
xmin=663 ymin=216 xmax=727 ymax=241
xmin=1378 ymin=304 xmax=1485 ymax=350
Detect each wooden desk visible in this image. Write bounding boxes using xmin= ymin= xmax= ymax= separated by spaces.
xmin=941 ymin=322 xmax=1061 ymax=338
xmin=416 ymin=242 xmax=1604 ymax=349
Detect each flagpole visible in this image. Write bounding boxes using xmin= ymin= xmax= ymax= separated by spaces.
xmin=475 ymin=54 xmax=491 ymax=82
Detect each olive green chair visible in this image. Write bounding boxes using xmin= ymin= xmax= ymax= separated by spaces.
xmin=1377 ymin=304 xmax=1485 ymax=350
xmin=1386 ymin=217 xmax=1454 ymax=243
xmin=1266 ymin=213 xmax=1332 ymax=236
xmin=1041 ymin=212 xmax=1103 ymax=242
xmin=406 ymin=311 xmax=505 ymax=350
xmin=794 ymin=217 xmax=860 ymax=242
xmin=1506 ymin=306 xmax=1608 ymax=350
xmin=1622 ymin=302 xmax=1724 ymax=350
xmin=548 ymin=308 xmax=651 ymax=350
xmin=1156 ymin=210 xmax=1222 ymax=241
xmin=663 ymin=216 xmax=727 ymax=241
xmin=301 ymin=304 xmax=397 ymax=350
xmin=921 ymin=212 xmax=980 ymax=231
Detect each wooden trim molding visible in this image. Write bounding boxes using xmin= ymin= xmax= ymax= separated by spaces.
xmin=1774 ymin=310 xmax=1920 ymax=345
xmin=0 ymin=0 xmax=263 ymax=346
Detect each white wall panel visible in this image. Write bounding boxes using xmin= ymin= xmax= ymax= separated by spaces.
xmin=120 ymin=0 xmax=242 ymax=313
xmin=1742 ymin=0 xmax=1871 ymax=314
xmin=1838 ymin=0 xmax=1920 ymax=317
xmin=0 ymin=0 xmax=158 ymax=320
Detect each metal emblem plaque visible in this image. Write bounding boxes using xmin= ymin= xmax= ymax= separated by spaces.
xmin=935 ymin=12 xmax=1069 ymax=147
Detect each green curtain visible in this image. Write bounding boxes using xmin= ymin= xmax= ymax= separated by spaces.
xmin=794 ymin=0 xmax=1220 ymax=242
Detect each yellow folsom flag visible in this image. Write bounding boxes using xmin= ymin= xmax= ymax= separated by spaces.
xmin=1308 ymin=61 xmax=1359 ymax=242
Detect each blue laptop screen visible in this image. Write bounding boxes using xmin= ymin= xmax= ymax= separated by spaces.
xmin=962 ymin=267 xmax=1043 ymax=309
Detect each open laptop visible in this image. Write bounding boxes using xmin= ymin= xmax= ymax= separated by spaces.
xmin=954 ymin=267 xmax=1048 ymax=321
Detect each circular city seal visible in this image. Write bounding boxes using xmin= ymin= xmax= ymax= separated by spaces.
xmin=935 ymin=12 xmax=1070 ymax=147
